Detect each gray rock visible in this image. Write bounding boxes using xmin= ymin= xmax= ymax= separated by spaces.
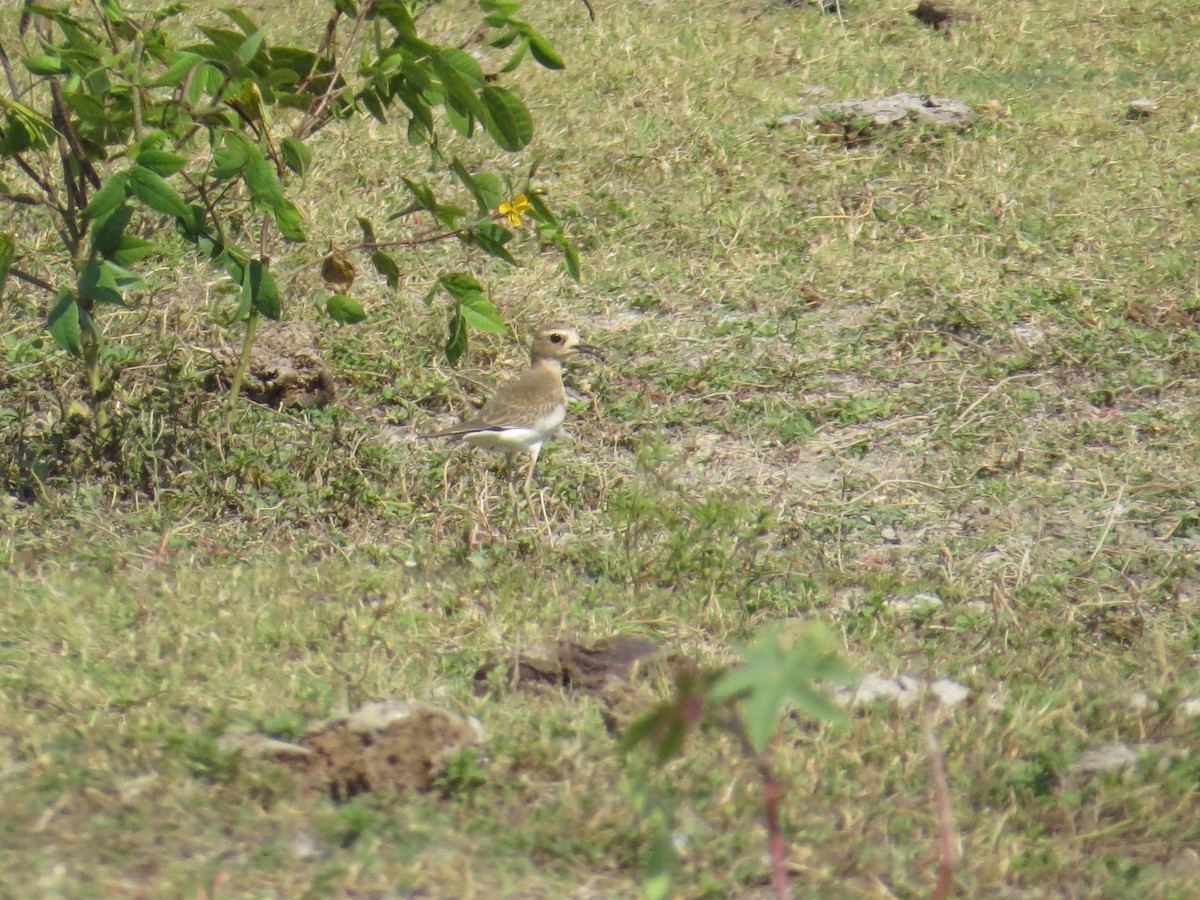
xmin=776 ymin=93 xmax=977 ymax=132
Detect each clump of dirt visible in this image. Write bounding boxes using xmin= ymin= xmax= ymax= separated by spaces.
xmin=211 ymin=320 xmax=335 ymax=408
xmin=473 ymin=635 xmax=671 ymax=694
xmin=775 ymin=93 xmax=977 ymax=145
xmin=223 ymin=700 xmax=484 ymax=801
xmin=910 ymin=1 xmax=973 ymax=33
xmin=474 ymin=635 xmax=697 ymax=736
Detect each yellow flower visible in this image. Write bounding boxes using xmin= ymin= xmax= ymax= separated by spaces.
xmin=498 ymin=194 xmax=533 ymax=228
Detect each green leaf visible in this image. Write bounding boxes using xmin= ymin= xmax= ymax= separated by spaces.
xmin=128 ymin=165 xmax=190 ymax=219
xmin=243 ymin=147 xmax=285 ymax=209
xmin=222 ymin=7 xmax=261 ymax=36
xmin=242 ymin=258 xmax=281 ymax=319
xmin=400 ymin=177 xmax=436 ymax=212
xmin=438 ymin=272 xmax=484 ymax=302
xmin=444 ymin=101 xmax=474 ymax=139
xmin=193 ymin=27 xmax=247 ymax=64
xmin=355 ymin=216 xmax=377 ymax=243
xmin=110 ymin=235 xmax=159 ymax=267
xmin=23 ymin=54 xmax=69 ymax=76
xmin=525 ymin=29 xmax=565 ymax=70
xmin=480 ymin=86 xmax=533 ymax=152
xmin=432 ymin=52 xmax=485 ymax=119
xmin=437 ymin=48 xmax=485 ymax=88
xmin=280 ymin=136 xmax=312 ymax=176
xmin=439 ymin=274 xmax=506 ymax=335
xmin=499 ymin=39 xmax=528 ymax=75
xmin=709 ymin=624 xmax=855 ymax=753
xmin=0 ymin=102 xmax=57 ymax=153
xmin=187 ymin=63 xmax=223 ymax=106
xmin=152 ymin=51 xmax=203 ymax=87
xmin=459 ymin=297 xmax=505 ymax=334
xmin=433 ymin=202 xmax=467 ymax=228
xmin=371 ymin=251 xmax=400 ymax=290
xmin=212 ymin=135 xmax=251 ymax=178
xmin=449 ymin=160 xmax=487 ymax=214
xmin=524 ymin=191 xmax=560 ymax=228
xmin=82 ymin=172 xmax=129 ymax=219
xmin=47 ymin=291 xmax=83 ymax=357
xmin=371 ymin=0 xmax=418 ymax=33
xmin=78 ymin=257 xmax=143 ymax=306
xmin=0 ymin=233 xmax=14 ymax=302
xmin=273 ymin=199 xmax=306 ymax=242
xmin=90 ymin=205 xmax=133 ymax=255
xmin=462 ymin=224 xmax=518 ymax=267
xmin=327 ymin=294 xmax=367 ymax=324
xmin=135 ymin=149 xmax=188 ymax=176
xmin=234 ymin=30 xmax=262 ymax=66
xmin=555 ymin=233 xmax=581 ymax=282
xmin=445 ymin=310 xmax=467 ymax=364
xmin=474 ymin=174 xmax=505 ymax=212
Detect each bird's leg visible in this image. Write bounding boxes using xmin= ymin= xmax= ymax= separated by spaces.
xmin=504 ymin=450 xmax=520 ymax=508
xmin=439 ymin=445 xmax=458 ymax=502
xmin=524 ymin=446 xmax=547 ymax=529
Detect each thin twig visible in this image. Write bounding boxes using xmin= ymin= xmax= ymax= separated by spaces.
xmin=0 ymin=42 xmax=23 ymax=98
xmin=9 ymin=267 xmax=57 ymax=294
xmin=295 ymin=1 xmax=375 ymax=139
xmin=1087 ymin=483 xmax=1125 ymax=563
xmin=949 ymin=372 xmax=1041 ymax=433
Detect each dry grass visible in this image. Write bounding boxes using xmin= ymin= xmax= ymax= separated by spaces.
xmin=4 ymin=0 xmax=1200 ymax=896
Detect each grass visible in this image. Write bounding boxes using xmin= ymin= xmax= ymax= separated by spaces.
xmin=4 ymin=0 xmax=1200 ymax=895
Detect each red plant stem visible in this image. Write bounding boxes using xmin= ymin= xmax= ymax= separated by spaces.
xmin=925 ymin=715 xmax=957 ymax=900
xmin=758 ymin=770 xmax=791 ymax=900
xmin=727 ymin=715 xmax=791 ymax=900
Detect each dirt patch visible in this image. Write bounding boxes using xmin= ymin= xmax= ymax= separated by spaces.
xmin=474 ymin=635 xmax=671 ymax=693
xmin=210 ymin=320 xmax=335 ymax=408
xmin=223 ymin=700 xmax=484 ymax=801
xmin=910 ymin=1 xmax=974 ymax=33
xmin=474 ymin=635 xmax=695 ymax=736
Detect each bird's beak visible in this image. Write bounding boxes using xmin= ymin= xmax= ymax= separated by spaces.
xmin=574 ymin=341 xmax=604 ymax=359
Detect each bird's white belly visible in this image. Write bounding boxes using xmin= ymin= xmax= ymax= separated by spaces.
xmin=463 ymin=407 xmax=565 ymax=455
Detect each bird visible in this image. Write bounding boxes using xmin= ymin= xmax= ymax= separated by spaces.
xmin=419 ymin=323 xmax=603 ymax=499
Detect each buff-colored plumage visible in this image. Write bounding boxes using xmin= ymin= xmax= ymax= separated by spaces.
xmin=420 ymin=324 xmax=602 ymax=494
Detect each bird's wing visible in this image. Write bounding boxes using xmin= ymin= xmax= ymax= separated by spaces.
xmin=421 ymin=367 xmax=563 ymax=437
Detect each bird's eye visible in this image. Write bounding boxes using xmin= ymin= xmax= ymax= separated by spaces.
xmin=549 ymin=333 xmax=564 ymax=344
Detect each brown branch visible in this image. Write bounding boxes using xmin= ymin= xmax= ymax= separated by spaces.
xmin=9 ymin=267 xmax=58 ymax=294
xmin=295 ymin=1 xmax=376 ymax=139
xmin=48 ymin=78 xmax=101 ymax=190
xmin=8 ymin=153 xmax=67 ymax=218
xmin=0 ymin=42 xmax=23 ymax=99
xmin=18 ymin=0 xmax=35 ymax=36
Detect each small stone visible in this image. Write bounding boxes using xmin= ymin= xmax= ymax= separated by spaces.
xmin=1127 ymin=98 xmax=1160 ymax=118
xmin=836 ymin=673 xmax=922 ymax=708
xmin=1177 ymin=698 xmax=1200 ymax=719
xmin=1068 ymin=742 xmax=1140 ymax=775
xmin=929 ymin=679 xmax=969 ymax=707
xmin=883 ymin=592 xmax=943 ymax=614
xmin=289 ymin=830 xmax=324 ymax=862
